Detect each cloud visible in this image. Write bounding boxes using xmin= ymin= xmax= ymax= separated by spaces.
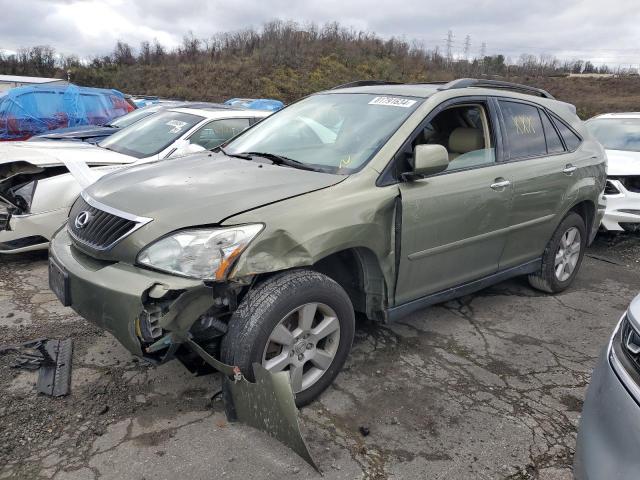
xmin=0 ymin=0 xmax=638 ymax=66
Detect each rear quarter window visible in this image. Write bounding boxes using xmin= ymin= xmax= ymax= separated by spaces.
xmin=540 ymin=111 xmax=565 ymax=154
xmin=550 ymin=114 xmax=582 ymax=151
xmin=499 ymin=100 xmax=547 ymax=159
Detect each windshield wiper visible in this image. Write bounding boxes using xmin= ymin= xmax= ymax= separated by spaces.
xmin=218 ymin=146 xmax=252 ymax=160
xmin=240 ymin=152 xmax=317 ymax=171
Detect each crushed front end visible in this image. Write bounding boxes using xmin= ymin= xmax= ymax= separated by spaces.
xmin=0 ymin=161 xmax=69 ymax=253
xmin=49 ymin=227 xmax=240 ymax=367
xmin=49 ymin=222 xmax=318 ymax=470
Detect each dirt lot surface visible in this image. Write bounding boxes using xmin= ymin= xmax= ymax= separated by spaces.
xmin=0 ymin=233 xmax=638 ymax=480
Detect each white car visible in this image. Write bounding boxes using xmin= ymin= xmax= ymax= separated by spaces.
xmin=0 ymin=106 xmax=271 ymax=253
xmin=586 ymin=112 xmax=640 ymax=231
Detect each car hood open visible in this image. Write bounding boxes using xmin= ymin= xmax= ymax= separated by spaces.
xmin=85 ymin=152 xmax=345 ymax=227
xmin=606 ymin=149 xmax=640 ymax=176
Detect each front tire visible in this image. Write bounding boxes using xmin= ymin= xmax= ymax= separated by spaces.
xmin=528 ymin=212 xmax=586 ymax=293
xmin=221 ymin=269 xmax=355 ymax=407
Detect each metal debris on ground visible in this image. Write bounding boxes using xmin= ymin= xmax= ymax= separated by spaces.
xmin=0 ymin=338 xmax=73 ymax=396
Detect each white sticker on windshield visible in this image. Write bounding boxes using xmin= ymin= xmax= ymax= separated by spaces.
xmin=166 ymin=120 xmax=188 ymax=133
xmin=368 ymin=96 xmax=417 ymax=108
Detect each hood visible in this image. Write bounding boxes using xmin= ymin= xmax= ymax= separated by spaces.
xmin=0 ymin=140 xmax=134 ymax=168
xmin=33 ymin=126 xmax=117 ymax=142
xmin=85 ymin=152 xmax=345 ymax=226
xmin=606 ymin=149 xmax=640 ymax=176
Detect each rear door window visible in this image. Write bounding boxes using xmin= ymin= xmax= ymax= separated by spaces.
xmin=540 ymin=111 xmax=565 ymax=154
xmin=499 ymin=100 xmax=547 ymax=159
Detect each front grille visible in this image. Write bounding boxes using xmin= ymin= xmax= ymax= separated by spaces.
xmin=626 ymin=176 xmax=640 ymax=193
xmin=67 ymin=196 xmax=138 ymax=250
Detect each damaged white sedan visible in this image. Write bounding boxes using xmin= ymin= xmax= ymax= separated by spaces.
xmin=0 ymin=107 xmax=270 ymax=253
xmin=587 ymin=113 xmax=640 ymax=232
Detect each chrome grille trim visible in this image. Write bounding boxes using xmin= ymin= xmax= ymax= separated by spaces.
xmin=67 ymin=191 xmax=152 ymax=251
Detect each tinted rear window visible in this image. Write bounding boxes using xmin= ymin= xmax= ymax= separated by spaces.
xmin=499 ymin=100 xmax=547 ymax=159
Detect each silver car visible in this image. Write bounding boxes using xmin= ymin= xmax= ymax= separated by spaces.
xmin=575 ymin=294 xmax=640 ymax=479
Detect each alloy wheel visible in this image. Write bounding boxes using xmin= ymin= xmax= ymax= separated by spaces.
xmin=261 ymin=302 xmax=341 ymax=393
xmin=554 ymin=226 xmax=581 ymax=282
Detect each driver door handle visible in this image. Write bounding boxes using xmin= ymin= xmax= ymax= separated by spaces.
xmin=563 ymin=164 xmax=577 ymax=175
xmin=490 ymin=178 xmax=511 ymax=191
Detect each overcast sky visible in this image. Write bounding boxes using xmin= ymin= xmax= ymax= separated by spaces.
xmin=2 ymin=0 xmax=639 ymax=67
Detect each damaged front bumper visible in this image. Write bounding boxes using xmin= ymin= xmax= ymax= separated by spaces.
xmin=49 ymin=228 xmax=215 ymax=358
xmin=0 ymin=207 xmax=67 ymax=253
xmin=49 ymin=228 xmax=319 ymax=470
xmin=601 ymin=187 xmax=640 ymax=232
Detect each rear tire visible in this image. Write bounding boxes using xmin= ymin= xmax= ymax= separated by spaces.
xmin=221 ymin=269 xmax=355 ymax=407
xmin=528 ymin=212 xmax=586 ymax=293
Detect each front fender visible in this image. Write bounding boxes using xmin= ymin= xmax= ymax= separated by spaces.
xmin=225 ymin=173 xmax=399 ymax=292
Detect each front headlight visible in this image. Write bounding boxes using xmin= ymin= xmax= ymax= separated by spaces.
xmin=137 ymin=224 xmax=263 ymax=281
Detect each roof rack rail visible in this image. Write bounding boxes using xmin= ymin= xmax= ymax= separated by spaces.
xmin=331 ymin=80 xmax=403 ymax=90
xmin=438 ymin=78 xmax=555 ymax=99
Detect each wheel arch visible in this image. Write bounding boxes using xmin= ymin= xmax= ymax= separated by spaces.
xmin=247 ymin=247 xmax=388 ymax=322
xmin=566 ymin=199 xmax=596 ymax=242
xmin=311 ymin=247 xmax=388 ymax=322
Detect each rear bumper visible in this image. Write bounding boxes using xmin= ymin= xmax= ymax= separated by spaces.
xmin=0 ymin=207 xmax=67 ymax=253
xmin=49 ymin=228 xmax=213 ymax=357
xmin=574 ymin=325 xmax=640 ymax=480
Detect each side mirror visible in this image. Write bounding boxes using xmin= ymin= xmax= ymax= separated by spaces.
xmin=410 ymin=144 xmax=449 ymax=179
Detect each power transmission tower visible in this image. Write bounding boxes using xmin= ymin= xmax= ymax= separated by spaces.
xmin=445 ymin=30 xmax=454 ymax=65
xmin=480 ymin=42 xmax=487 ymax=59
xmin=463 ymin=35 xmax=471 ymax=61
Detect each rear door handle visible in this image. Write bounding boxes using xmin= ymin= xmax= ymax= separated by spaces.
xmin=490 ymin=179 xmax=511 ymax=191
xmin=563 ymin=164 xmax=577 ymax=175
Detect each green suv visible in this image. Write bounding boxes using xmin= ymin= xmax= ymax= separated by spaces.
xmin=49 ymin=79 xmax=606 ymax=405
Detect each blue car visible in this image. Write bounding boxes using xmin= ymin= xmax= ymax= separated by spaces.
xmin=0 ymin=84 xmax=134 ymax=141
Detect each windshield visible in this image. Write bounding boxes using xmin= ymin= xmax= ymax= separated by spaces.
xmin=586 ymin=118 xmax=640 ymax=152
xmin=99 ymin=110 xmax=203 ymax=158
xmin=225 ymin=93 xmax=422 ymax=173
xmin=109 ymin=105 xmax=162 ymax=128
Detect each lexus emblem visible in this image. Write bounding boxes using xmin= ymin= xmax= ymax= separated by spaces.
xmin=74 ymin=211 xmax=92 ymax=229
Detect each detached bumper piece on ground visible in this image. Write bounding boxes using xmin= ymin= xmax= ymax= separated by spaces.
xmin=150 ymin=335 xmax=319 ymax=471
xmin=0 ymin=338 xmax=73 ymax=396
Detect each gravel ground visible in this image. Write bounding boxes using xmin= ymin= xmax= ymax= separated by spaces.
xmin=0 ymin=232 xmax=638 ymax=480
